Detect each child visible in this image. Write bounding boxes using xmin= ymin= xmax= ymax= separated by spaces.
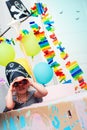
xmin=3 ymin=62 xmax=48 ymax=112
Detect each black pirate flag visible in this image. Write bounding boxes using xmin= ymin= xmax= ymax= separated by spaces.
xmin=6 ymin=0 xmax=30 ymax=20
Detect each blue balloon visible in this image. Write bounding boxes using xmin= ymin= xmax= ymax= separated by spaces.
xmin=33 ymin=62 xmax=53 ymax=84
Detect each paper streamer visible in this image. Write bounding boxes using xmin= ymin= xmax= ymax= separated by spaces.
xmin=30 ymin=21 xmax=71 ymax=83
xmin=30 ymin=2 xmax=87 ymax=88
xmin=0 ymin=37 xmax=15 ymax=45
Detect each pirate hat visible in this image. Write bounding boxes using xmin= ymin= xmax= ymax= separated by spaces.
xmin=5 ymin=61 xmax=31 ymax=84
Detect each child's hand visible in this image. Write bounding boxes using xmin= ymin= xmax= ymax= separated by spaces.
xmin=9 ymin=82 xmax=16 ymax=92
xmin=27 ymin=78 xmax=35 ymax=87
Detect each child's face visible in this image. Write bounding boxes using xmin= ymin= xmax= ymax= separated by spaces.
xmin=12 ymin=76 xmax=29 ymax=94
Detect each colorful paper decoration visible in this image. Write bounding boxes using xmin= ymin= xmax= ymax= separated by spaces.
xmin=30 ymin=21 xmax=71 ymax=83
xmin=29 ymin=2 xmax=87 ymax=88
xmin=0 ymin=78 xmax=5 ymax=85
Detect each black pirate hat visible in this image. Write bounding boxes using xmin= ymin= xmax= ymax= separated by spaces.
xmin=5 ymin=61 xmax=31 ymax=84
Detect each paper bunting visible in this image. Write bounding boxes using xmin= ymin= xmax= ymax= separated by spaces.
xmin=0 ymin=78 xmax=5 ymax=86
xmin=0 ymin=37 xmax=13 ymax=45
xmin=30 ymin=21 xmax=71 ymax=83
xmin=29 ymin=2 xmax=87 ymax=88
xmin=16 ymin=29 xmax=29 ymax=41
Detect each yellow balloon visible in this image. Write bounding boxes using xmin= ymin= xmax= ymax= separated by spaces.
xmin=14 ymin=58 xmax=32 ymax=76
xmin=0 ymin=41 xmax=15 ymax=66
xmin=20 ymin=31 xmax=41 ymax=56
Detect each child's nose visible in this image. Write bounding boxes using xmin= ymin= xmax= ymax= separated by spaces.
xmin=18 ymin=83 xmax=23 ymax=87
